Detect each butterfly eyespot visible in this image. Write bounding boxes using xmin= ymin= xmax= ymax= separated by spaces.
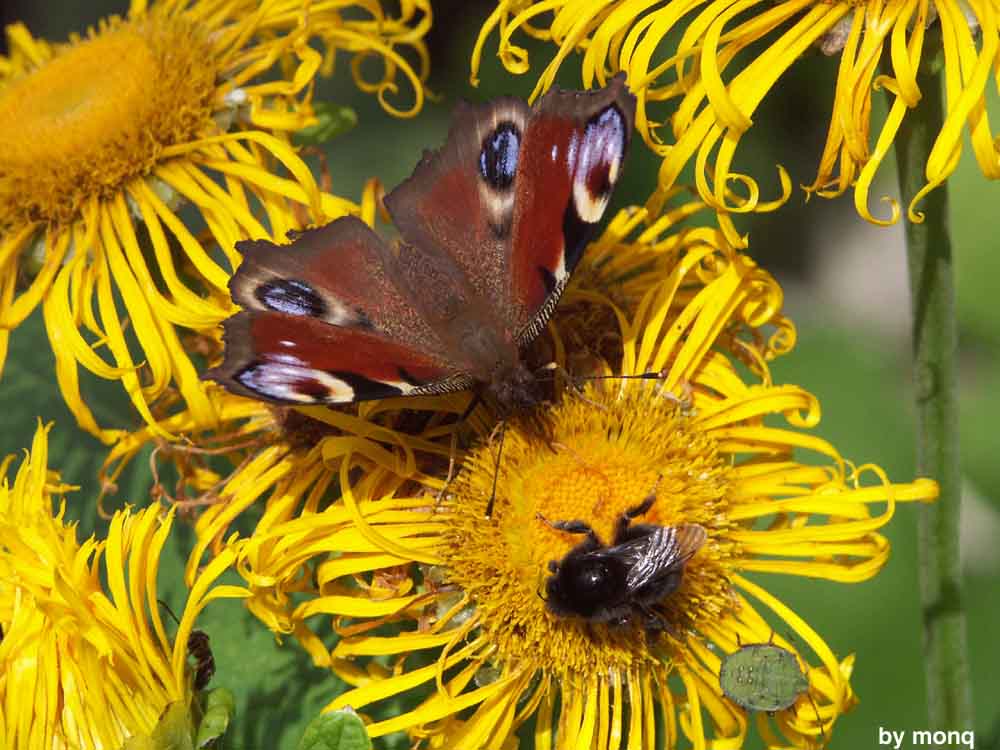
xmin=478 ymin=122 xmax=520 ymax=191
xmin=254 ymin=279 xmax=326 ymax=318
xmin=236 ymin=361 xmax=360 ymax=403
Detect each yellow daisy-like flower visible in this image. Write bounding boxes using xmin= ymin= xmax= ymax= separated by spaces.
xmin=0 ymin=422 xmax=248 ymax=749
xmin=0 ymin=0 xmax=430 ymax=442
xmin=472 ymin=0 xmax=995 ymax=227
xmin=182 ymin=205 xmax=937 ymax=748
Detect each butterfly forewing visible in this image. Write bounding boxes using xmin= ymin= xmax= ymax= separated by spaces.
xmin=383 ymin=97 xmax=532 ymax=336
xmin=510 ymin=76 xmax=636 ymax=343
xmin=385 ymin=75 xmax=636 ymax=345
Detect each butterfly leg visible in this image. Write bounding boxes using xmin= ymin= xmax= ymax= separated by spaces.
xmin=484 ymin=419 xmax=507 ymax=519
xmin=433 ymin=396 xmax=479 ymax=499
xmin=660 ymin=378 xmax=695 ymax=416
xmin=434 ymin=428 xmax=460 ymax=505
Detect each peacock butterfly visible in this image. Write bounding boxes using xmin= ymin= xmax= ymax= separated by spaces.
xmin=205 ymin=76 xmax=636 ymax=415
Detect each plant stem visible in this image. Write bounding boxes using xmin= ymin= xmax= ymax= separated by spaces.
xmin=893 ymin=66 xmax=972 ymax=731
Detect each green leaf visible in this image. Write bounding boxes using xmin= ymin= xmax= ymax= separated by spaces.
xmin=296 ymin=709 xmax=372 ymax=750
xmin=122 ymin=701 xmax=195 ymax=750
xmin=293 ymin=103 xmax=358 ymax=146
xmin=196 ymin=689 xmax=236 ymax=748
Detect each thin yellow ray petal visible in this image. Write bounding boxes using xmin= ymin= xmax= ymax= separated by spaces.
xmin=738 ymin=553 xmax=890 ymax=582
xmin=534 ymin=679 xmax=555 ymax=750
xmin=927 ymin=0 xmax=997 ymax=181
xmin=327 ymin=636 xmax=484 ymax=713
xmin=185 ymin=447 xmax=292 ymax=584
xmin=296 ymin=591 xmax=427 ymax=620
xmin=449 ymin=670 xmax=530 ymax=750
xmin=559 ymin=680 xmax=585 ymax=749
xmin=335 ymin=630 xmax=458 ymax=659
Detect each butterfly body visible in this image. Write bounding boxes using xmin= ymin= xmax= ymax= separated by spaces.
xmin=207 ymin=77 xmax=636 ymax=413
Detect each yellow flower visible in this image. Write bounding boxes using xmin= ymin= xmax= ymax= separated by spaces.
xmin=471 ymin=0 xmax=995 ymax=227
xmin=0 ymin=0 xmax=430 ymax=443
xmin=0 ymin=422 xmax=247 ymax=750
xmin=184 ymin=204 xmax=938 ymax=748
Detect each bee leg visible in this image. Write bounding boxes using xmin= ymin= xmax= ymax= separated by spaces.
xmin=620 ymin=475 xmax=663 ymax=524
xmin=536 ymin=513 xmax=603 ymax=550
xmin=613 ymin=491 xmax=658 ymax=541
xmin=638 ymin=603 xmax=676 ymax=637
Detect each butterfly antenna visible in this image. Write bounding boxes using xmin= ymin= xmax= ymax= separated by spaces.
xmin=484 ymin=419 xmax=507 ymax=519
xmin=576 ymin=371 xmax=666 ymax=382
xmin=434 ymin=393 xmax=484 ymax=505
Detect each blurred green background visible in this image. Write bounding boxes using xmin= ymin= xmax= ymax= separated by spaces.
xmin=1 ymin=1 xmax=998 ymax=748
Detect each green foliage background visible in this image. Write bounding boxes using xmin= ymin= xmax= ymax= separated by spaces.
xmin=1 ymin=1 xmax=997 ymax=748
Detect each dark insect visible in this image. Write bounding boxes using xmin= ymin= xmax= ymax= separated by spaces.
xmin=157 ymin=599 xmax=215 ymax=691
xmin=719 ymin=633 xmax=825 ymax=740
xmin=540 ymin=492 xmax=706 ymax=629
xmin=187 ymin=629 xmax=215 ymax=691
xmin=205 ymin=76 xmax=636 ymax=418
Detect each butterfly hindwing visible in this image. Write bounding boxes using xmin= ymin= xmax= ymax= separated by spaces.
xmin=207 ymin=311 xmax=469 ymax=404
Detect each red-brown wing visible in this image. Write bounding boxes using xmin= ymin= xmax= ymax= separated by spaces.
xmin=383 ymin=96 xmax=531 ymax=339
xmin=510 ymin=75 xmax=635 ymax=342
xmin=205 ymin=311 xmax=471 ymax=404
xmin=383 ymin=75 xmax=635 ymax=346
xmin=210 ymin=215 xmax=478 ymax=403
xmin=229 ymin=216 xmax=451 ymax=363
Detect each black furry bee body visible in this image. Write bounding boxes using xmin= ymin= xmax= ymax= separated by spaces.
xmin=540 ymin=493 xmax=706 ymax=630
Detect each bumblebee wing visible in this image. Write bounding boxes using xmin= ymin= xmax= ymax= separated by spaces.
xmin=607 ymin=523 xmax=707 ymax=593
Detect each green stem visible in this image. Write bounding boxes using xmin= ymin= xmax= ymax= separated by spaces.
xmin=893 ymin=65 xmax=972 ymax=731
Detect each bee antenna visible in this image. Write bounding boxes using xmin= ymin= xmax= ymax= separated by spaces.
xmin=157 ymin=599 xmax=181 ymax=627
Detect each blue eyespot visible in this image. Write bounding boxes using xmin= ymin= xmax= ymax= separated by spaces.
xmin=254 ymin=279 xmax=326 ymax=318
xmin=478 ymin=122 xmax=520 ymax=190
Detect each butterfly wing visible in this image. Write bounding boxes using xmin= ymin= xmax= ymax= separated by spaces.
xmin=384 ymin=75 xmax=636 ymax=346
xmin=207 ymin=310 xmax=469 ymax=404
xmin=509 ymin=75 xmax=635 ymax=342
xmin=205 ymin=216 xmax=472 ymax=404
xmin=208 ymin=77 xmax=635 ymax=405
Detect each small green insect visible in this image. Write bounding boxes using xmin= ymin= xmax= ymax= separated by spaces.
xmin=719 ymin=634 xmax=824 ymax=742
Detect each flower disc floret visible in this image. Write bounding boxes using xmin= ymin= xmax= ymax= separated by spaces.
xmin=0 ymin=13 xmax=215 ymax=228
xmin=442 ymin=385 xmax=736 ymax=675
